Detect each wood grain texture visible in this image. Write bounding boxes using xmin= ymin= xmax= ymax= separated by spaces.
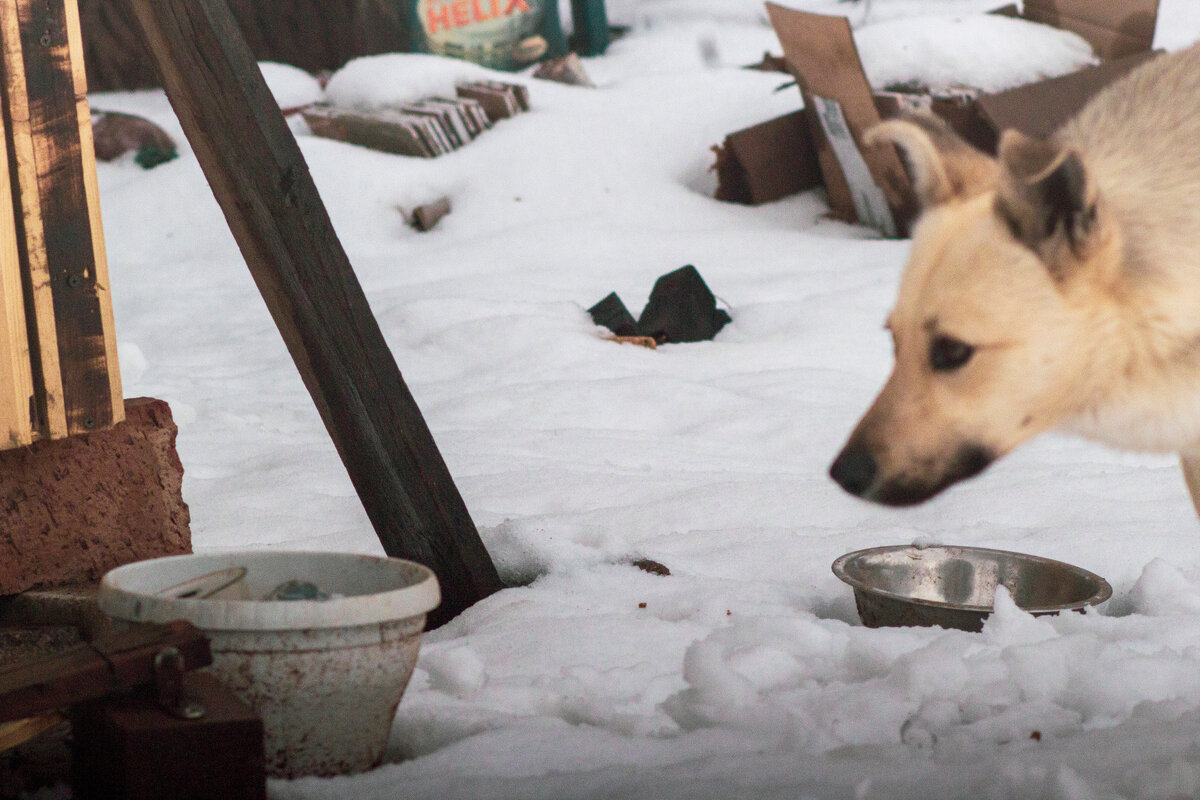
xmin=15 ymin=0 xmax=117 ymax=435
xmin=0 ymin=711 xmax=65 ymax=752
xmin=123 ymin=0 xmax=504 ymax=627
xmin=0 ymin=98 xmax=34 ymax=448
xmin=64 ymin=0 xmax=123 ymax=426
xmin=0 ymin=0 xmax=67 ymax=439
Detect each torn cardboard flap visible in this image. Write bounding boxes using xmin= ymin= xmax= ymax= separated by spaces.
xmin=764 ymin=2 xmax=915 ymax=235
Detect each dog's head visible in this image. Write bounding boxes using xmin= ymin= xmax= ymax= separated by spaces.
xmin=830 ymin=114 xmax=1123 ymax=505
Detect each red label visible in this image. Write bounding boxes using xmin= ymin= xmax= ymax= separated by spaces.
xmin=426 ymin=0 xmax=533 ymax=33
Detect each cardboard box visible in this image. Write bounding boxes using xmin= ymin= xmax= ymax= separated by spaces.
xmin=763 ymin=0 xmax=1161 ymax=236
xmin=712 ymin=110 xmax=822 ymax=205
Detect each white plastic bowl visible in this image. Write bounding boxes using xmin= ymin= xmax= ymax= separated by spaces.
xmin=98 ymin=551 xmax=440 ymax=777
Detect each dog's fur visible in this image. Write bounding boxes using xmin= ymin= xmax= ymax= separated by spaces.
xmin=829 ymin=43 xmax=1200 ymax=510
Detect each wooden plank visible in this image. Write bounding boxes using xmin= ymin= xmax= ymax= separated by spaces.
xmin=64 ymin=0 xmax=123 ymax=426
xmin=14 ymin=0 xmax=118 ymax=436
xmin=0 ymin=0 xmax=68 ymax=439
xmin=122 ymin=0 xmax=504 ymax=628
xmin=0 ymin=711 xmax=65 ymax=752
xmin=0 ymin=620 xmax=212 ymax=724
xmin=0 ymin=93 xmax=35 ymax=448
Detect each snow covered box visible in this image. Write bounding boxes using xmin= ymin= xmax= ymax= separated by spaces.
xmin=763 ymin=0 xmax=1161 ymax=237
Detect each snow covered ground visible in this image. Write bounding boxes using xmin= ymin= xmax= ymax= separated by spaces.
xmin=86 ymin=1 xmax=1200 ymax=798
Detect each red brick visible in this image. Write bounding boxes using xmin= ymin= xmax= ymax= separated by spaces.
xmin=0 ymin=397 xmax=191 ymax=594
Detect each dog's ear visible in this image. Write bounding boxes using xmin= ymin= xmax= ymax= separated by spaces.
xmin=996 ymin=129 xmax=1105 ymax=279
xmin=865 ymin=113 xmax=997 ymax=209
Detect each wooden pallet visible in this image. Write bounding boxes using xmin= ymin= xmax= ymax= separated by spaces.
xmin=0 ymin=0 xmax=122 ymax=450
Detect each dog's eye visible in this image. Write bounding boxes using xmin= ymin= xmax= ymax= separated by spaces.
xmin=929 ymin=335 xmax=975 ymax=371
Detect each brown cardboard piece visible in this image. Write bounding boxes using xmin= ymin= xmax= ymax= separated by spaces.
xmin=765 ymin=1 xmax=1161 ymax=236
xmin=764 ymin=3 xmax=914 ymax=234
xmin=977 ymin=51 xmax=1159 ymax=139
xmin=713 ymin=110 xmax=822 ymax=205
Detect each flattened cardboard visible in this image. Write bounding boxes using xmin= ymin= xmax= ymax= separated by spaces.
xmin=1023 ymin=0 xmax=1160 ymax=60
xmin=764 ymin=3 xmax=914 ymax=234
xmin=713 ymin=110 xmax=821 ymax=205
xmin=977 ymin=51 xmax=1160 ymax=139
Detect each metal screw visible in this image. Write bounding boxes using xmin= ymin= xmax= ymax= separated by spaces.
xmin=66 ymin=274 xmax=81 ymax=288
xmin=82 ymin=416 xmax=95 ymax=429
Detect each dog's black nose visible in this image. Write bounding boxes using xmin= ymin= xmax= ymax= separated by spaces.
xmin=829 ymin=445 xmax=878 ymax=497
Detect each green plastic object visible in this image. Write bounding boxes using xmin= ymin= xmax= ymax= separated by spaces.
xmin=134 ymin=144 xmax=178 ymax=169
xmin=570 ymin=0 xmax=608 ymax=56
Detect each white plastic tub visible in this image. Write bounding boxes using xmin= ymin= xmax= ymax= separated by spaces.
xmin=97 ymin=551 xmax=440 ymax=777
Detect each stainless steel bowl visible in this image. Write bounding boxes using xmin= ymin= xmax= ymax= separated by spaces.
xmin=832 ymin=545 xmax=1112 ymax=632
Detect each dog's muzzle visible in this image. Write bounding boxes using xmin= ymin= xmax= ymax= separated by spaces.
xmin=829 ymin=442 xmax=995 ymax=506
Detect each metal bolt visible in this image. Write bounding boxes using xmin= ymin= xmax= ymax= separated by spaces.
xmin=82 ymin=416 xmax=95 ymax=429
xmin=66 ymin=274 xmax=81 ymax=288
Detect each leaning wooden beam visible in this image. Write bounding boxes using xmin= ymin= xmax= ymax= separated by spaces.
xmin=122 ymin=0 xmax=504 ymax=627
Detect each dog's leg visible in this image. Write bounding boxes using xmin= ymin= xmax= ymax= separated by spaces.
xmin=1181 ymin=454 xmax=1200 ymax=520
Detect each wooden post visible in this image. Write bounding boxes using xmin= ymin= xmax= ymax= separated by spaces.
xmin=122 ymin=0 xmax=503 ymax=627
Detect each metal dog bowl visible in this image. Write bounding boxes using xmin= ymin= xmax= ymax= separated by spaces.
xmin=832 ymin=545 xmax=1112 ymax=632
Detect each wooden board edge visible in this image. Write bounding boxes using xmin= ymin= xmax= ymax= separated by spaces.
xmin=0 ymin=102 xmax=34 ymax=449
xmin=0 ymin=0 xmax=67 ymax=439
xmin=64 ymin=0 xmax=123 ymax=424
xmin=0 ymin=711 xmax=66 ymax=752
